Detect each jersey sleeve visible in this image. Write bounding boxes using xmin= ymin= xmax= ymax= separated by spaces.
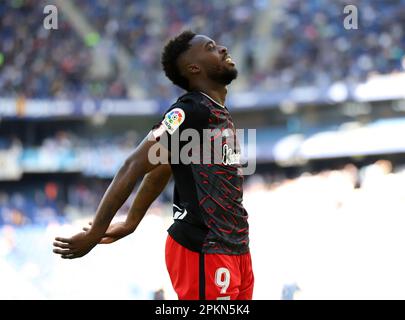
xmin=152 ymin=95 xmax=210 ymax=151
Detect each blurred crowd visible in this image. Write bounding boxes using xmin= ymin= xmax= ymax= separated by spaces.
xmin=0 ymin=182 xmax=65 ymax=226
xmin=0 ymin=0 xmax=258 ymax=99
xmin=0 ymin=0 xmax=404 ymax=100
xmin=0 ymin=178 xmax=172 ymax=226
xmin=0 ymin=129 xmax=141 ymax=176
xmin=0 ymin=0 xmax=93 ymax=98
xmin=1 ymin=159 xmax=404 ymax=227
xmin=261 ymin=0 xmax=405 ymax=90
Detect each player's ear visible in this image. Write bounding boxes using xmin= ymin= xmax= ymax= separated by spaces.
xmin=186 ymin=63 xmax=200 ymax=75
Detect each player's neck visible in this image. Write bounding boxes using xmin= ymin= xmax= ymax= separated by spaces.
xmin=192 ymin=84 xmax=227 ymax=106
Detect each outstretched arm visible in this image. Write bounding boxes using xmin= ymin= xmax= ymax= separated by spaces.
xmin=53 ymin=132 xmax=164 ymax=259
xmin=87 ymin=163 xmax=172 ymax=244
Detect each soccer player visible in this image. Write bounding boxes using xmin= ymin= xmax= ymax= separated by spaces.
xmin=53 ymin=31 xmax=254 ymax=300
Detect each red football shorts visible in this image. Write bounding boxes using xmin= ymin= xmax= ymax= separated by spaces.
xmin=165 ymin=235 xmax=254 ymax=300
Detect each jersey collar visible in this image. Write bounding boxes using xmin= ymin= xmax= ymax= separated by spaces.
xmin=199 ymin=91 xmax=226 ymax=109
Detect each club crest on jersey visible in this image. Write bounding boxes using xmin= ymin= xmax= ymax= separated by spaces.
xmin=162 ymin=108 xmax=185 ymax=135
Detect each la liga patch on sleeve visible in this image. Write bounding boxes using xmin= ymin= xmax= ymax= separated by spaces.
xmin=162 ymin=108 xmax=185 ymax=135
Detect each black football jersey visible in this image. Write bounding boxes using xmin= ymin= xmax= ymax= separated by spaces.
xmin=153 ymin=91 xmax=249 ymax=255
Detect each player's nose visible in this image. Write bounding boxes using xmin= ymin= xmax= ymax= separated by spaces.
xmin=219 ymin=45 xmax=227 ymax=54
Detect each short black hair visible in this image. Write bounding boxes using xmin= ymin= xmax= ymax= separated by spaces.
xmin=161 ymin=30 xmax=196 ymax=91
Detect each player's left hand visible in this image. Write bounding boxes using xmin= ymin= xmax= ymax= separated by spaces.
xmin=53 ymin=232 xmax=100 ymax=259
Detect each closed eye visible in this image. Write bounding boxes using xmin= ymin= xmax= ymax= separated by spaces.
xmin=206 ymin=41 xmax=216 ymax=51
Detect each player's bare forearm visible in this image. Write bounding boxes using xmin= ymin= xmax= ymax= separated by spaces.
xmin=91 ymin=164 xmax=172 ymax=244
xmin=53 ymin=133 xmax=163 ymax=258
xmin=125 ymin=163 xmax=172 ymax=231
xmin=88 ymin=136 xmax=161 ymax=238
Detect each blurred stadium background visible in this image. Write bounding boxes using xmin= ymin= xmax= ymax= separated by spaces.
xmin=1 ymin=0 xmax=405 ymax=299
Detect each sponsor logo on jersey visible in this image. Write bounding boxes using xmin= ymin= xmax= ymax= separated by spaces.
xmin=222 ymin=143 xmax=241 ymax=165
xmin=162 ymin=108 xmax=185 ymax=135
